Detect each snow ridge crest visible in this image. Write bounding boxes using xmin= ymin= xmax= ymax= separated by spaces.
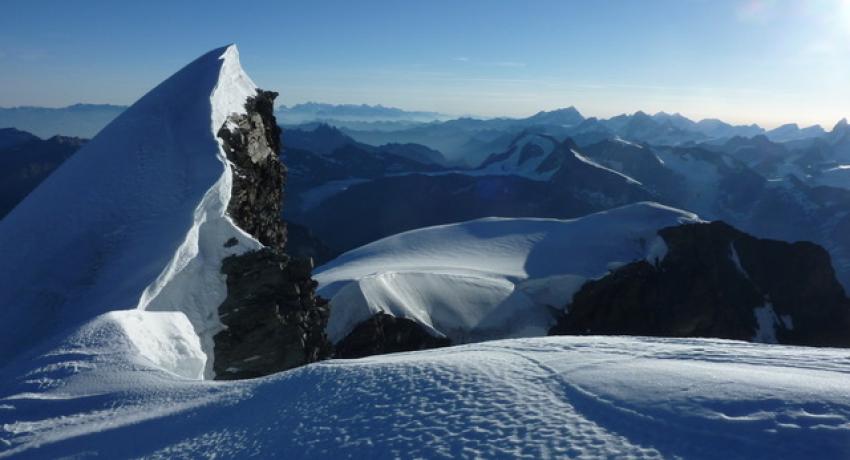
xmin=135 ymin=45 xmax=265 ymax=379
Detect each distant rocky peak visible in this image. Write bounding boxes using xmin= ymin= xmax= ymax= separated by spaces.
xmin=312 ymin=122 xmax=345 ymax=136
xmin=625 ymin=111 xmax=659 ymax=128
xmin=525 ymin=106 xmax=584 ymax=126
xmin=750 ymin=134 xmax=774 ymax=144
xmin=828 ymin=118 xmax=850 ymax=144
xmin=833 ymin=118 xmax=849 ymax=134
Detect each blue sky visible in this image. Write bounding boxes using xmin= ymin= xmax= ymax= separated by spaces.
xmin=2 ymin=0 xmax=848 ymax=127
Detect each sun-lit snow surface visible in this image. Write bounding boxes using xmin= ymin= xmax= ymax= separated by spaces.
xmin=316 ymin=202 xmax=701 ymax=343
xmin=0 ymin=45 xmax=261 ymax=378
xmin=2 ymin=325 xmax=849 ymax=459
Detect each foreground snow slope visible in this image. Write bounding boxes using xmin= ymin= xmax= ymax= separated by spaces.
xmin=316 ymin=202 xmax=700 ymax=343
xmin=1 ymin=321 xmax=848 ymax=459
xmin=0 ymin=45 xmax=261 ymax=377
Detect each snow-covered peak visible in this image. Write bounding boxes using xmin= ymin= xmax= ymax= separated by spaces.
xmin=211 ymin=45 xmax=257 ymax=132
xmin=477 ymin=132 xmax=560 ymax=179
xmin=0 ymin=45 xmax=263 ymax=376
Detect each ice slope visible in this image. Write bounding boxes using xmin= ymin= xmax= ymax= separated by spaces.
xmin=315 ymin=202 xmax=701 ymax=343
xmin=0 ymin=45 xmax=262 ymax=378
xmin=1 ymin=320 xmax=849 ymax=459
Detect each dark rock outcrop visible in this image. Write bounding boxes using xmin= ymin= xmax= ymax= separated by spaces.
xmin=213 ymin=90 xmax=332 ymax=379
xmin=213 ymin=249 xmax=332 ymax=379
xmin=551 ymin=221 xmax=850 ymax=347
xmin=217 ymin=90 xmax=286 ymax=250
xmin=284 ymin=221 xmax=339 ymax=266
xmin=336 ymin=313 xmax=451 ymax=359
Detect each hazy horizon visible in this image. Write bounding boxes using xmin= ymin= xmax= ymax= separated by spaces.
xmin=3 ymin=0 xmax=849 ymax=129
xmin=2 ymin=99 xmax=844 ymax=131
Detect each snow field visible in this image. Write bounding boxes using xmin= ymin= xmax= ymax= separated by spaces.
xmin=317 ymin=202 xmax=701 ymax=343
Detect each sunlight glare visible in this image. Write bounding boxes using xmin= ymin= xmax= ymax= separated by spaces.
xmin=841 ymin=0 xmax=850 ymax=34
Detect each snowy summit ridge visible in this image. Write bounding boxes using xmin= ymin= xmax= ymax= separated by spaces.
xmin=0 ymin=45 xmax=262 ymax=378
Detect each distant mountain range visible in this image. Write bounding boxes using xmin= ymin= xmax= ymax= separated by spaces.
xmin=341 ymin=108 xmax=838 ymax=165
xmin=0 ymin=103 xmax=126 ymax=138
xmin=10 ymin=114 xmax=850 ymax=286
xmin=3 ymin=101 xmax=840 ymax=161
xmin=0 ymin=128 xmax=85 ymax=218
xmin=6 ymin=101 xmax=850 ymax=273
xmin=275 ymin=121 xmax=850 ymax=294
xmin=275 ymin=102 xmax=449 ymax=125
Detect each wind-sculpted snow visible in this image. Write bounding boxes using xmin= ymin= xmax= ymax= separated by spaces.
xmin=1 ymin=323 xmax=849 ymax=459
xmin=0 ymin=45 xmax=262 ymax=377
xmin=316 ymin=202 xmax=701 ymax=343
